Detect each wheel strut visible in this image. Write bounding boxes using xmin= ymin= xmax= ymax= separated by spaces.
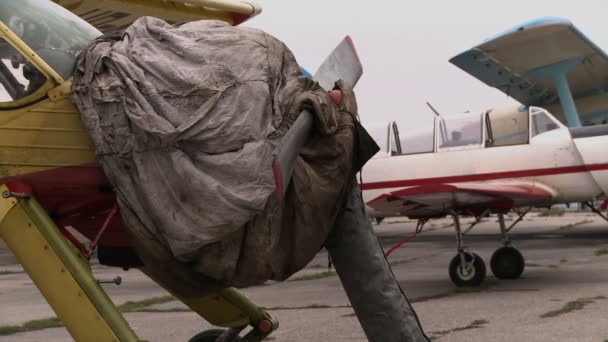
xmin=498 ymin=213 xmax=510 ymax=246
xmin=448 ymin=212 xmax=488 ymax=287
xmin=452 ymin=214 xmax=469 ymax=274
xmin=452 ymin=212 xmax=486 ymax=277
xmin=507 ymin=207 xmax=531 ymax=232
xmin=492 ymin=210 xmax=528 ymax=280
xmin=583 ymin=201 xmax=608 ymax=222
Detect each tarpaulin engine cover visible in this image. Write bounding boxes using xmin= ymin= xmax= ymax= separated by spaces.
xmin=71 ymin=17 xmax=377 ymax=291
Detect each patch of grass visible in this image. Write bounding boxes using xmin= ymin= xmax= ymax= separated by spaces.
xmin=540 ymin=296 xmax=606 ymax=318
xmin=263 ymin=304 xmax=349 ymax=311
xmin=0 ymin=295 xmax=177 ymax=336
xmin=290 ymin=270 xmax=336 ymax=281
xmin=0 ymin=325 xmax=23 ymax=335
xmin=559 ymin=219 xmax=593 ymax=230
xmin=117 ymin=295 xmax=175 ymax=312
xmin=411 ymin=279 xmax=497 ymax=304
xmin=135 ymin=307 xmax=192 ymax=313
xmin=21 ymin=317 xmax=62 ymax=330
xmin=537 ymin=208 xmax=565 ymax=217
xmin=430 ymin=319 xmax=489 ymax=339
xmin=411 ymin=291 xmax=454 ymax=303
xmin=0 ymin=317 xmax=63 ymax=336
xmin=595 ymin=247 xmax=608 ymax=256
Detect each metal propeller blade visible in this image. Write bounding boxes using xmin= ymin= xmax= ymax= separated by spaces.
xmin=272 ymin=36 xmax=363 ymax=200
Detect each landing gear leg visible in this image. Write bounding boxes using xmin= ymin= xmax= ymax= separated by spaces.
xmin=583 ymin=201 xmax=608 ymax=222
xmin=490 ymin=212 xmax=525 ymax=279
xmin=448 ymin=214 xmax=486 ymax=287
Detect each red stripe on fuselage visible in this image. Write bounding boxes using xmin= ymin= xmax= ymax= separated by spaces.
xmin=360 ymin=163 xmax=608 ymax=191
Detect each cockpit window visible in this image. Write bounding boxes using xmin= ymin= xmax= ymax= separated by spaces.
xmin=0 ymin=0 xmax=101 ymax=79
xmin=0 ymin=38 xmax=47 ymax=102
xmin=531 ymin=111 xmax=560 ymax=137
xmin=438 ymin=114 xmax=483 ymax=150
xmin=485 ymin=108 xmax=529 ymax=147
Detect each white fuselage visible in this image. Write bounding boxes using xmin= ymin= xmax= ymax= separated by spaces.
xmin=361 ymin=106 xmax=608 ymax=217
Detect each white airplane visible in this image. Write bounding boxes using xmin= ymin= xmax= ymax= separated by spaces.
xmin=362 ymin=18 xmax=608 ymax=287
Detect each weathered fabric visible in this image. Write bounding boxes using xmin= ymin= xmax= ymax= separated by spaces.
xmin=71 ymin=17 xmax=378 ymax=289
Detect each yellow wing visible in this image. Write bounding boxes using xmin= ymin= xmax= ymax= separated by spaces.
xmin=53 ymin=0 xmax=261 ymax=33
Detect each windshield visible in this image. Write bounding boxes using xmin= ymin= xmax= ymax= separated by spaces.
xmin=0 ymin=0 xmax=101 ymax=79
xmin=438 ymin=114 xmax=483 ymax=149
xmin=0 ymin=37 xmax=47 ymax=102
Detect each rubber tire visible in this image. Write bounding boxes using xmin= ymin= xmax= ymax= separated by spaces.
xmin=189 ymin=329 xmax=242 ymax=342
xmin=490 ymin=246 xmax=525 ymax=279
xmin=449 ymin=253 xmax=486 ymax=287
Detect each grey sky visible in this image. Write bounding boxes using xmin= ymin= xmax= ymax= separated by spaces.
xmin=245 ymin=1 xmax=608 ymax=139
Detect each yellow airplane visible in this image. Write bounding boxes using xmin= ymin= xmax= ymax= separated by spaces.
xmin=0 ymin=0 xmax=278 ymax=341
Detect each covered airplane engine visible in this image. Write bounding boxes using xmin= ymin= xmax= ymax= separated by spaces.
xmin=71 ymin=17 xmax=376 ymax=290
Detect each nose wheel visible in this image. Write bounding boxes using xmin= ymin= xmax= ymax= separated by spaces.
xmin=448 ymin=213 xmax=487 ymax=287
xmin=449 ymin=252 xmax=486 ymax=287
xmin=490 ymin=246 xmax=524 ymax=279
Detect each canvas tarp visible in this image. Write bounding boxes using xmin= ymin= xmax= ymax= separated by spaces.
xmin=71 ymin=17 xmax=378 ymax=291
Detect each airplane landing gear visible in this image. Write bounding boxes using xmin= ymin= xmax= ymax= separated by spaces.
xmin=490 ymin=246 xmax=524 ymax=279
xmin=583 ymin=201 xmax=608 ymax=222
xmin=449 ymin=213 xmax=487 ymax=287
xmin=490 ymin=212 xmax=526 ymax=279
xmin=449 ymin=252 xmax=486 ymax=287
xmin=189 ymin=329 xmax=242 ymax=342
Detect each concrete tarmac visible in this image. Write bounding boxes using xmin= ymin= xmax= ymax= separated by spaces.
xmin=1 ymin=212 xmax=608 ymax=341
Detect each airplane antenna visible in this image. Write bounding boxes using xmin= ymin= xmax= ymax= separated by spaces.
xmin=426 ymin=102 xmax=441 ymax=116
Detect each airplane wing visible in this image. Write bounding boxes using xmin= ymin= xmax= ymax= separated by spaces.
xmin=450 ymin=18 xmax=608 ymax=125
xmin=54 ymin=0 xmax=261 ymax=33
xmin=367 ymin=182 xmax=554 ymax=218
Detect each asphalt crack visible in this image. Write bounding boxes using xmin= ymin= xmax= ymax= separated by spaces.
xmin=540 ymin=296 xmax=607 ymax=318
xmin=429 ymin=319 xmax=489 ymax=340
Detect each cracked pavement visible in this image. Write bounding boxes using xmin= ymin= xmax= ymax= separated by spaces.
xmin=1 ymin=212 xmax=608 ymax=341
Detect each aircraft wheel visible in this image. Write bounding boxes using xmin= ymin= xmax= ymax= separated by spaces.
xmin=449 ymin=253 xmax=486 ymax=287
xmin=490 ymin=246 xmax=525 ymax=279
xmin=189 ymin=329 xmax=242 ymax=342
